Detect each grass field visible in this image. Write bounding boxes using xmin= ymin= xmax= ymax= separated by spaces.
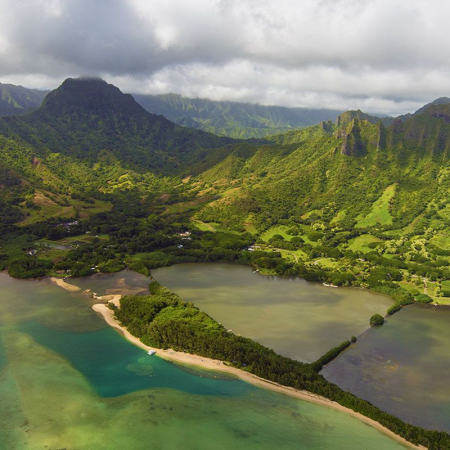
xmin=356 ymin=184 xmax=396 ymax=228
xmin=301 ymin=209 xmax=322 ymax=219
xmin=313 ymin=257 xmax=339 ymax=269
xmin=57 ymin=234 xmax=110 ymax=245
xmin=348 ymin=234 xmax=383 ymax=253
xmin=260 ymin=225 xmax=292 ymax=242
xmin=276 ymin=248 xmax=307 ymax=263
xmin=19 ymin=191 xmax=112 ymax=226
xmin=330 ymin=210 xmax=346 ymax=225
xmin=191 ymin=219 xmax=242 ymax=235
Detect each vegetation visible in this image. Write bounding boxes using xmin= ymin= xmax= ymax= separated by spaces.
xmin=310 ymin=340 xmax=351 ymax=372
xmin=370 ymin=314 xmax=385 ymax=326
xmin=0 ymin=82 xmax=47 ymax=117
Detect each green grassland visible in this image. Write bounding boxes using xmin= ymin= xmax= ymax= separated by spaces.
xmin=430 ymin=233 xmax=450 ymax=250
xmin=356 ymin=184 xmax=396 ymax=228
xmin=260 ymin=225 xmax=292 ymax=242
xmin=330 ymin=210 xmax=346 ymax=225
xmin=348 ymin=235 xmax=383 ymax=253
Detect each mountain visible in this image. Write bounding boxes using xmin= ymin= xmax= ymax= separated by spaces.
xmin=0 ymin=83 xmax=48 ymax=117
xmin=0 ymin=77 xmax=242 ymax=225
xmin=334 ymin=109 xmax=393 ymax=127
xmin=0 ymin=78 xmax=235 ymax=173
xmin=2 ymin=78 xmax=450 ymax=238
xmin=397 ymin=97 xmax=450 ymax=122
xmin=133 ymin=93 xmax=343 ymax=139
xmin=191 ymin=104 xmax=450 ymax=234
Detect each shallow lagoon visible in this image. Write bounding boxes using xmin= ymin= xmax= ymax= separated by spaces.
xmin=152 ymin=263 xmax=393 ymax=362
xmin=322 ymin=304 xmax=450 ymax=433
xmin=0 ymin=271 xmax=407 ymax=450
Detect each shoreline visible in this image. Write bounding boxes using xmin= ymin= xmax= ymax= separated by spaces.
xmin=92 ymin=302 xmax=424 ymax=450
xmin=49 ymin=277 xmax=81 ymax=292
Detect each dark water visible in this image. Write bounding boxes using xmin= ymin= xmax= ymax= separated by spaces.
xmin=322 ymin=304 xmax=450 ymax=433
xmin=0 ymin=272 xmax=407 ymax=449
xmin=152 ymin=263 xmax=393 ymax=362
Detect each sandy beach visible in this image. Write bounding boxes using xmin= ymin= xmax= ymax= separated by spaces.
xmin=50 ymin=277 xmax=81 ymax=292
xmin=92 ymin=302 xmax=425 ymax=450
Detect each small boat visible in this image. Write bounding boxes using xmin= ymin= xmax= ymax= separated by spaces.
xmin=148 ymin=350 xmax=156 ymax=356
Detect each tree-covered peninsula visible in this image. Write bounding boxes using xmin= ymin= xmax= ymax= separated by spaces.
xmin=109 ymin=281 xmax=450 ymax=450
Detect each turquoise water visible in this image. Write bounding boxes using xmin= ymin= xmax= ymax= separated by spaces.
xmin=0 ymin=272 xmax=407 ymax=449
xmin=20 ymin=321 xmax=254 ymax=398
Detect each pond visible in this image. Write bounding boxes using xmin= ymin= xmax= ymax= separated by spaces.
xmin=322 ymin=303 xmax=450 ymax=433
xmin=152 ymin=263 xmax=393 ymax=362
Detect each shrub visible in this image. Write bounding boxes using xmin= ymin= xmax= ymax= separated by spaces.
xmin=387 ymin=304 xmax=402 ymax=315
xmin=8 ymin=258 xmax=53 ymax=278
xmin=415 ymin=293 xmax=433 ymax=303
xmin=370 ymin=314 xmax=385 ymax=326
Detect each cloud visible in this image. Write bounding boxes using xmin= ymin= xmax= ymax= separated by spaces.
xmin=0 ymin=0 xmax=449 ymax=114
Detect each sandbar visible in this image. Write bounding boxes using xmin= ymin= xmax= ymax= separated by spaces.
xmin=50 ymin=277 xmax=81 ymax=292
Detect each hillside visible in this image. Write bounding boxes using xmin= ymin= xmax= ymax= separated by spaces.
xmin=133 ymin=93 xmax=343 ymax=139
xmin=192 ymin=102 xmax=450 ymax=231
xmin=0 ymin=83 xmax=48 ymax=117
xmin=0 ymin=78 xmax=239 ymax=226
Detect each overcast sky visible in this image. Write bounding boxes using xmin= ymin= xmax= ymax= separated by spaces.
xmin=0 ymin=0 xmax=449 ymax=115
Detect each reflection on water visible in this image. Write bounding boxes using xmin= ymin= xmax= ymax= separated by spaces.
xmin=152 ymin=263 xmax=393 ymax=362
xmin=322 ymin=304 xmax=450 ymax=433
xmin=0 ymin=271 xmax=407 ymax=450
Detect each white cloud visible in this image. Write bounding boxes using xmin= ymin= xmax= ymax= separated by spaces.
xmin=0 ymin=0 xmax=449 ymax=114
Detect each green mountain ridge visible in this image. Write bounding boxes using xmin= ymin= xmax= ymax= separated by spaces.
xmin=0 ymin=82 xmax=48 ymax=117
xmin=193 ymin=104 xmax=450 ymax=234
xmin=2 ymin=78 xmax=450 ymax=234
xmin=133 ymin=93 xmax=344 ymax=138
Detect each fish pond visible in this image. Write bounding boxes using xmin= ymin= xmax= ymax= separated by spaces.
xmin=322 ymin=303 xmax=450 ymax=433
xmin=152 ymin=263 xmax=393 ymax=362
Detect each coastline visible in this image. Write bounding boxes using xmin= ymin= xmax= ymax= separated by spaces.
xmin=92 ymin=302 xmax=425 ymax=450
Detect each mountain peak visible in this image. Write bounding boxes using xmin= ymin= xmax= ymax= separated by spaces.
xmin=39 ymin=77 xmax=147 ymax=117
xmin=414 ymin=97 xmax=450 ymax=116
xmin=335 ymin=109 xmax=384 ymax=127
